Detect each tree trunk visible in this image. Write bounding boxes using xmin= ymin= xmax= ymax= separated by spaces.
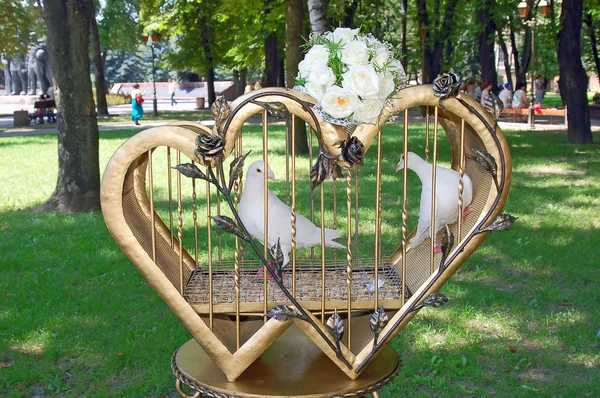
xmin=343 ymin=0 xmax=358 ymax=28
xmin=265 ymin=33 xmax=278 ymax=87
xmin=516 ymin=3 xmax=534 ymax=85
xmin=277 ymin=54 xmax=285 ymax=87
xmin=199 ymin=15 xmax=216 ymax=106
xmin=509 ymin=19 xmax=521 ymax=81
xmin=584 ymin=11 xmax=600 ymax=84
xmin=240 ymin=68 xmax=247 ymax=95
xmin=477 ymin=0 xmax=498 ymax=92
xmin=497 ymin=26 xmax=512 ymax=85
xmin=557 ymin=0 xmax=592 ymax=144
xmin=307 ymin=0 xmax=330 ymax=35
xmin=40 ymin=0 xmax=100 ymax=212
xmin=90 ymin=6 xmax=108 ymax=115
xmin=286 ymin=0 xmax=308 ymax=155
xmin=399 ymin=0 xmax=408 ymax=69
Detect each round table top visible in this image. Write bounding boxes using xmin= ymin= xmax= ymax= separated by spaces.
xmin=173 ymin=326 xmax=400 ymax=397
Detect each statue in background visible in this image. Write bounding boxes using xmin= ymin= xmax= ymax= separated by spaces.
xmin=33 ymin=39 xmax=52 ymax=96
xmin=9 ymin=54 xmax=28 ymax=95
xmin=27 ymin=42 xmax=38 ymax=95
xmin=1 ymin=54 xmax=12 ymax=95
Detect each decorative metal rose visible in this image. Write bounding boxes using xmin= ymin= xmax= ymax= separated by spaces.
xmin=195 ymin=134 xmax=224 ymax=163
xmin=340 ymin=136 xmax=365 ymax=167
xmin=432 ymin=72 xmax=461 ymax=100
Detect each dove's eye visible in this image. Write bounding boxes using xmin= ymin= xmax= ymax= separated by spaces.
xmin=257 ymin=168 xmax=262 ymax=173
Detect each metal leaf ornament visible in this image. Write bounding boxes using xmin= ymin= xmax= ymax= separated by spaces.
xmin=472 ymin=149 xmax=499 ymax=191
xmin=228 ymin=151 xmax=251 ymax=191
xmin=432 ymin=72 xmax=461 ymax=104
xmin=195 ymin=134 xmax=225 ymax=164
xmin=269 ymin=238 xmax=284 ymax=279
xmin=310 ymin=152 xmax=342 ymax=190
xmin=480 ymin=213 xmax=517 ymax=233
xmin=266 ymin=305 xmax=304 ymax=322
xmin=250 ymin=100 xmax=291 ymax=119
xmin=412 ymin=292 xmax=449 ymax=312
xmin=211 ymin=95 xmax=232 ymax=135
xmin=439 ymin=225 xmax=455 ymax=272
xmin=326 ymin=309 xmax=345 ymax=345
xmin=369 ymin=305 xmax=389 ymax=346
xmin=484 ymin=92 xmax=504 ymax=121
xmin=339 ymin=136 xmax=365 ymax=167
xmin=210 ymin=215 xmax=249 ymax=242
xmin=172 ymin=163 xmax=209 ymax=181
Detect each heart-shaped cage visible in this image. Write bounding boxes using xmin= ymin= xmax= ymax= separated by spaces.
xmin=101 ymin=85 xmax=511 ymax=387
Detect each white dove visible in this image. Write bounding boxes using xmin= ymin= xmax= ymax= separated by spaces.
xmin=239 ymin=160 xmax=345 ymax=276
xmin=396 ymin=152 xmax=473 ymax=253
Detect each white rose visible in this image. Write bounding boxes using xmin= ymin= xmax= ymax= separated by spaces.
xmin=341 ymin=40 xmax=369 ymax=66
xmin=387 ymin=59 xmax=405 ymax=75
xmin=353 ymin=98 xmax=384 ymax=124
xmin=320 ymin=85 xmax=360 ymax=119
xmin=297 ymin=59 xmax=312 ymax=79
xmin=305 ymin=45 xmax=330 ymax=66
xmin=308 ymin=64 xmax=336 ymax=88
xmin=305 ymin=81 xmax=327 ymax=101
xmin=342 ymin=64 xmax=380 ymax=98
xmin=372 ymin=49 xmax=391 ymax=69
xmin=377 ymin=72 xmax=395 ymax=100
xmin=332 ymin=27 xmax=359 ymax=45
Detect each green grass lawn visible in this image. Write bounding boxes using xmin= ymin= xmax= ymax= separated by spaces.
xmin=1 ymin=124 xmax=599 ymax=397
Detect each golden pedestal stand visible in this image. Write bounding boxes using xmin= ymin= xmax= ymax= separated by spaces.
xmin=172 ymin=327 xmax=400 ymax=398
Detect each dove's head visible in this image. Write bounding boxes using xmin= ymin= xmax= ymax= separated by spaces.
xmin=395 ymin=152 xmax=420 ymax=172
xmin=247 ymin=160 xmax=276 ymax=182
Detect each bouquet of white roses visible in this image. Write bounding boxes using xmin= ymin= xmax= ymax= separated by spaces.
xmin=294 ymin=27 xmax=407 ymax=126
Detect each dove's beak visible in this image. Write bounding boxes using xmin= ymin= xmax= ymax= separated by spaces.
xmin=395 ymin=162 xmax=403 ymax=172
xmin=268 ymin=170 xmax=276 ymax=181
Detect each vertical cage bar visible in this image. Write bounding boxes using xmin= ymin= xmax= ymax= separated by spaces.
xmin=167 ymin=147 xmax=174 ymax=248
xmin=320 ymin=183 xmax=326 ymax=324
xmin=286 ymin=124 xmax=290 ymax=205
xmin=401 ymin=109 xmax=409 ymax=306
xmin=176 ymin=151 xmax=183 ymax=296
xmin=354 ymin=167 xmax=359 ymax=266
xmin=262 ymin=110 xmax=269 ymax=323
xmin=425 ymin=106 xmax=430 ymax=162
xmin=192 ymin=161 xmax=199 ymax=265
xmin=148 ymin=150 xmax=157 ymax=264
xmin=332 ymin=179 xmax=337 ymax=263
xmin=346 ymin=169 xmax=353 ymax=351
xmin=458 ymin=118 xmax=466 ymax=241
xmin=430 ymin=107 xmax=439 ymax=274
xmin=291 ymin=116 xmax=297 ymax=297
xmin=237 ymin=133 xmax=244 ymax=269
xmin=374 ymin=129 xmax=383 ymax=310
xmin=216 ymin=168 xmax=222 ymax=267
xmin=206 ymin=164 xmax=213 ymax=330
xmin=234 ymin=138 xmax=242 ymax=349
xmin=309 ymin=130 xmax=315 ymax=261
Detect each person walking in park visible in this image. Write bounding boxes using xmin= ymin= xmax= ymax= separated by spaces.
xmin=244 ymin=82 xmax=254 ymax=94
xmin=169 ymin=79 xmax=178 ymax=106
xmin=534 ymin=74 xmax=544 ymax=105
xmin=131 ymin=83 xmax=144 ymax=126
xmin=499 ymin=82 xmax=513 ymax=108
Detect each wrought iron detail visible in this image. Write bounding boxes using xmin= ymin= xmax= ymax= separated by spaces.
xmin=478 ymin=213 xmax=517 ymax=233
xmin=339 ymin=136 xmax=365 ymax=167
xmin=438 ymin=225 xmax=455 ymax=273
xmin=310 ymin=152 xmax=342 ymax=190
xmin=412 ymin=292 xmax=449 ymax=312
xmin=369 ymin=305 xmax=389 ymax=346
xmin=266 ymin=305 xmax=307 ymax=322
xmin=210 ymin=215 xmax=249 ymax=243
xmin=195 ymin=134 xmax=225 ymax=164
xmin=432 ymin=72 xmax=461 ymax=105
xmin=211 ymin=95 xmax=232 ymax=135
xmin=472 ymin=149 xmax=499 ymax=191
xmin=250 ymin=100 xmax=291 ymax=119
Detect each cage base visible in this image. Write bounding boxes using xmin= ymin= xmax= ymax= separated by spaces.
xmin=172 ymin=326 xmax=400 ymax=397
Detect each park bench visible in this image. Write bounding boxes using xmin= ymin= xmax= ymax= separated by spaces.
xmin=29 ymin=99 xmax=57 ymax=125
xmin=501 ymin=106 xmax=567 ymax=126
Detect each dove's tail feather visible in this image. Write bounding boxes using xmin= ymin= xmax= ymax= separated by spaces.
xmin=324 ymin=228 xmax=346 ymax=249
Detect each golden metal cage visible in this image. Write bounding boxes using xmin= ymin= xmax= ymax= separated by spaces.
xmin=101 ymin=84 xmax=511 ymax=396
